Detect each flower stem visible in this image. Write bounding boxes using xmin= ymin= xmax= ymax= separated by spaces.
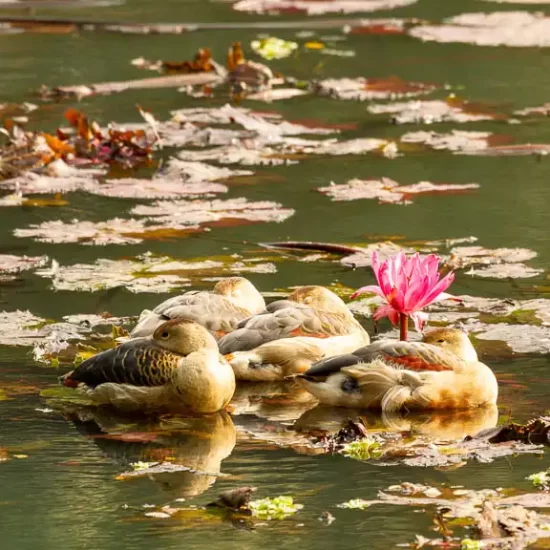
xmin=399 ymin=313 xmax=408 ymax=341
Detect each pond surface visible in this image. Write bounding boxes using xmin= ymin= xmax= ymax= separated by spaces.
xmin=2 ymin=1 xmax=550 ymax=548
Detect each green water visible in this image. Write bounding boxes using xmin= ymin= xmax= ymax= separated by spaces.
xmin=2 ymin=1 xmax=550 ymax=548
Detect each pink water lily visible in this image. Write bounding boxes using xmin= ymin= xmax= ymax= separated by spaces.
xmin=351 ymin=251 xmax=458 ymax=340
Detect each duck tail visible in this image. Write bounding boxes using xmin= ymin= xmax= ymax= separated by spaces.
xmin=380 ymin=385 xmax=412 ymax=413
xmin=343 ymin=363 xmax=423 ymax=412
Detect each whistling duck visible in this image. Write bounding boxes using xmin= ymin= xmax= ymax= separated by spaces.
xmin=60 ymin=319 xmax=236 ymax=413
xmin=296 ymin=328 xmax=498 ymax=411
xmin=220 ymin=285 xmax=370 ymax=381
xmin=130 ymin=277 xmax=265 ymax=339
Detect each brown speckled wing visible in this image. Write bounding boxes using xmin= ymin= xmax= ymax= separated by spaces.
xmin=63 ymin=339 xmax=181 ymax=388
xmin=218 ymin=307 xmax=353 ymax=354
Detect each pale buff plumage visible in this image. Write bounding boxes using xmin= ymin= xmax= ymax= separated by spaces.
xmin=130 ymin=277 xmax=266 ymax=339
xmin=297 ymin=328 xmax=498 ymax=412
xmin=221 ymin=286 xmax=370 ymax=381
xmin=61 ymin=319 xmax=236 ymax=414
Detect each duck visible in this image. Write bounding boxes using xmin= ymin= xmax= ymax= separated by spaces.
xmin=60 ymin=319 xmax=236 ymax=413
xmin=295 ymin=328 xmax=498 ymax=412
xmin=130 ymin=277 xmax=266 ymax=339
xmin=219 ymin=285 xmax=370 ymax=381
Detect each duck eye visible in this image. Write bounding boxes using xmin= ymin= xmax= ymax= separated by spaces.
xmin=437 ymin=339 xmax=445 ymax=343
xmin=160 ymin=331 xmax=170 ymax=339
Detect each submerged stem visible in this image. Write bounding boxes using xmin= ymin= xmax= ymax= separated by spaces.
xmin=399 ymin=313 xmax=408 ymax=341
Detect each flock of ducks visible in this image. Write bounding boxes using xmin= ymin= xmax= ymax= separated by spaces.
xmin=60 ymin=276 xmax=498 ymax=415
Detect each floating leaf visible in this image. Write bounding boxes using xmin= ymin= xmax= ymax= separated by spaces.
xmin=232 ymin=0 xmax=418 ymax=15
xmin=315 ymin=76 xmax=438 ymax=101
xmin=36 ymin=253 xmax=277 ymax=293
xmin=0 ymin=254 xmax=49 ymax=274
xmin=89 ymin=178 xmax=228 ymax=200
xmin=245 ymin=88 xmax=309 ymax=102
xmin=400 ymin=130 xmax=499 ymax=152
xmin=337 ymin=499 xmax=371 ymax=510
xmin=318 ymin=177 xmax=479 ymax=204
xmin=410 ymin=11 xmax=550 ymax=48
xmin=368 ymin=98 xmax=502 ymax=124
xmin=527 ymin=471 xmax=550 ymax=490
xmin=130 ymin=197 xmax=295 ymax=226
xmin=342 ymin=438 xmax=383 ymax=460
xmin=249 ymin=496 xmax=303 ymax=519
xmin=251 ymin=37 xmax=298 ymax=60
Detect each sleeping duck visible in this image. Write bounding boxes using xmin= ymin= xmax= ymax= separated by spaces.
xmin=295 ymin=328 xmax=498 ymax=412
xmin=220 ymin=285 xmax=370 ymax=381
xmin=60 ymin=319 xmax=236 ymax=413
xmin=130 ymin=277 xmax=265 ymax=339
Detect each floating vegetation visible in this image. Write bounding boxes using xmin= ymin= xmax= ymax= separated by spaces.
xmin=318 ymin=177 xmax=479 ymax=204
xmin=248 ymin=496 xmax=303 ymax=519
xmin=314 ymin=76 xmax=438 ymax=101
xmin=410 ymin=11 xmax=550 ymax=48
xmin=231 ymin=0 xmax=419 ymax=15
xmin=14 ymin=197 xmax=293 ymax=245
xmin=308 ymin=417 xmax=542 ymax=467
xmin=368 ymin=98 xmax=503 ymax=124
xmin=251 ymin=37 xmax=298 ymax=59
xmin=527 ymin=471 xmax=550 ymax=490
xmin=0 ymin=254 xmax=49 ymax=274
xmin=341 ymin=438 xmax=383 ymax=460
xmin=400 ymin=130 xmax=499 ymax=152
xmin=36 ymin=253 xmax=277 ymax=292
xmin=337 ymin=499 xmax=371 ymax=510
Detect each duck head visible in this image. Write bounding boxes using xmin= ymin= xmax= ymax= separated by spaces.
xmin=423 ymin=327 xmax=478 ymax=362
xmin=153 ymin=319 xmax=218 ymax=355
xmin=213 ymin=277 xmax=265 ymax=314
xmin=288 ymin=286 xmax=350 ymax=314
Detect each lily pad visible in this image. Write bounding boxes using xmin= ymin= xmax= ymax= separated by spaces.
xmin=318 ymin=177 xmax=479 ymax=204
xmin=410 ymin=11 xmax=550 ymax=48
xmin=368 ymin=98 xmax=502 ymax=124
xmin=400 ymin=130 xmax=498 ymax=152
xmin=231 ymin=0 xmax=418 ymax=15
xmin=315 ymin=76 xmax=438 ymax=101
xmin=130 ymin=197 xmax=295 ymax=225
xmin=36 ymin=253 xmax=277 ymax=293
xmin=14 ymin=218 xmax=156 ymax=246
xmin=89 ymin=178 xmax=228 ymax=200
xmin=0 ymin=254 xmax=49 ymax=274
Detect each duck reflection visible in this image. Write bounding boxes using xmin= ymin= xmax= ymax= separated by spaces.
xmin=229 ymin=380 xmax=317 ymax=422
xmin=294 ymin=404 xmax=499 ymax=441
xmin=66 ymin=409 xmax=236 ymax=498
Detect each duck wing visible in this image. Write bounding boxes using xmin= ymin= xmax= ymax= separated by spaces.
xmin=218 ymin=307 xmax=354 ymax=354
xmin=355 ymin=341 xmax=463 ymax=372
xmin=303 ymin=341 xmax=462 ymax=380
xmin=60 ymin=339 xmax=182 ymax=389
xmin=132 ymin=292 xmax=250 ymax=338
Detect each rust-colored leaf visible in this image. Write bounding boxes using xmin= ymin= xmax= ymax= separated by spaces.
xmin=162 ymin=48 xmax=215 ymax=73
xmin=41 ymin=133 xmax=75 ymax=157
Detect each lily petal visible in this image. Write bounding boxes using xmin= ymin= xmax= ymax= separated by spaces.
xmin=373 ymin=304 xmax=400 ymax=326
xmin=350 ymin=285 xmax=385 ymax=300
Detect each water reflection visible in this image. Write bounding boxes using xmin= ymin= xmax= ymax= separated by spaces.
xmin=230 ymin=380 xmax=317 ymax=422
xmin=294 ymin=404 xmax=499 ymax=440
xmin=66 ymin=408 xmax=236 ymax=498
